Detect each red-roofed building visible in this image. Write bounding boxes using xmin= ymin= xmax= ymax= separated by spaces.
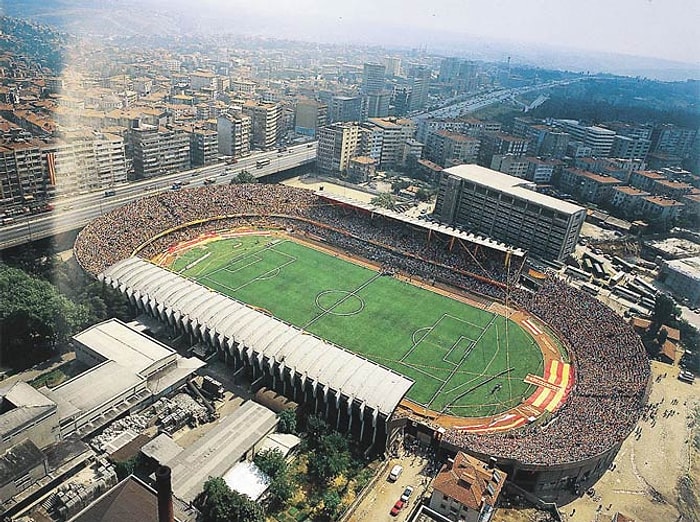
xmin=428 ymin=452 xmax=506 ymax=522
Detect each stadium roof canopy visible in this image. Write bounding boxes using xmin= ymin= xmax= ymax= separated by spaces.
xmin=316 ymin=191 xmax=526 ymax=257
xmin=100 ymin=257 xmax=414 ymax=417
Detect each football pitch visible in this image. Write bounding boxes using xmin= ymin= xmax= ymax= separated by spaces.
xmin=167 ymin=235 xmax=543 ymax=417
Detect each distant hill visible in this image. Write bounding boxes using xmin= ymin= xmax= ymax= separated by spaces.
xmin=3 ymin=0 xmax=698 ymax=81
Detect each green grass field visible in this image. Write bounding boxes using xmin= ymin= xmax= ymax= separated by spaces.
xmin=168 ymin=235 xmax=543 ymax=417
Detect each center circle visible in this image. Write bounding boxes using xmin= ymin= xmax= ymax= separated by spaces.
xmin=315 ymin=290 xmax=365 ymax=316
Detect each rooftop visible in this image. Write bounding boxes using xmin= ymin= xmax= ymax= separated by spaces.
xmin=0 ymin=439 xmax=45 ymax=489
xmin=169 ymin=400 xmax=277 ymax=503
xmin=445 ymin=164 xmax=585 ymax=216
xmin=73 ymin=319 xmax=177 ymax=376
xmin=432 ymin=451 xmax=506 ymax=510
xmin=664 ymin=256 xmax=700 ymax=280
xmin=613 ymin=186 xmax=650 ymax=196
xmin=0 ymin=382 xmax=56 ymax=439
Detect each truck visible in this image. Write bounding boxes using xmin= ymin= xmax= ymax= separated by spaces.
xmin=201 ymin=376 xmax=224 ymax=399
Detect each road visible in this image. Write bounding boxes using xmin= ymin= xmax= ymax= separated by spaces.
xmin=0 ymin=142 xmax=317 ymax=250
xmin=412 ymin=77 xmax=586 ymax=120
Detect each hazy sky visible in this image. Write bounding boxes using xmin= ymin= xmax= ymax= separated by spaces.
xmin=194 ymin=0 xmax=699 ymax=64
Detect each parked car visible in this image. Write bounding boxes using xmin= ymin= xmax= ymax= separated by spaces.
xmin=390 ymin=499 xmax=405 ymax=516
xmin=400 ymin=485 xmax=414 ymax=502
xmin=388 ymin=465 xmax=403 ymax=482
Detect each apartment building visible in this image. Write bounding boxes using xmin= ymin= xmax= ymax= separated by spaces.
xmin=294 ymin=99 xmax=328 ymax=137
xmin=131 ymin=124 xmax=190 ymax=179
xmin=559 ymin=168 xmax=623 ymax=205
xmin=490 ymin=154 xmax=528 ymax=178
xmin=555 ymin=120 xmax=616 ymax=157
xmin=217 ymin=112 xmax=251 ymax=159
xmin=0 ymin=141 xmax=47 ymax=211
xmin=610 ymin=185 xmax=651 ymax=215
xmin=610 ymin=134 xmax=651 ymax=160
xmin=329 ymin=96 xmax=362 ymax=123
xmin=525 ymin=157 xmax=558 ymax=184
xmin=188 ymin=127 xmax=219 ymax=166
xmin=424 ymin=130 xmax=480 ymax=167
xmin=639 ymin=196 xmax=685 ymax=223
xmin=651 ymin=124 xmax=697 ymax=159
xmin=478 ymin=132 xmax=529 ymax=167
xmin=364 ymin=117 xmax=415 ymax=169
xmin=40 ymin=131 xmax=127 ymax=195
xmin=242 ymin=101 xmax=281 ymax=150
xmin=316 ymin=122 xmax=362 ymax=175
xmin=434 ymin=164 xmax=585 ymax=260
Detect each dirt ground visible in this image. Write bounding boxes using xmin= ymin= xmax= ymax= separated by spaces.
xmin=283 ymin=175 xmax=376 ymax=203
xmin=495 ymin=361 xmax=698 ymax=522
xmin=348 ymin=443 xmax=439 ymax=522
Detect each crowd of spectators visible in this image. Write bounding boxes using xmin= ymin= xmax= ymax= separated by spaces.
xmin=75 ymin=184 xmax=519 ymax=300
xmin=75 ymin=184 xmax=649 ymax=468
xmin=445 ymin=277 xmax=649 ymax=466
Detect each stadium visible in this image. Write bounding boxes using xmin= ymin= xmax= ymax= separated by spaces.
xmin=74 ymin=183 xmax=650 ymax=501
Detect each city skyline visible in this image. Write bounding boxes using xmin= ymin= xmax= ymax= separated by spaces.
xmin=190 ymin=0 xmax=699 ymax=65
xmin=3 ymin=0 xmax=698 ymax=79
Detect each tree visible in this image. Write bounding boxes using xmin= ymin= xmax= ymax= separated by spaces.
xmin=267 ymin=473 xmax=295 ymax=509
xmin=277 ymin=409 xmax=297 ymax=434
xmin=656 ymin=327 xmax=669 ymax=346
xmin=415 ymin=188 xmax=431 ymax=201
xmin=194 ymin=477 xmax=265 ymax=522
xmin=653 ymin=293 xmax=679 ymax=330
xmin=370 ymin=192 xmax=396 ymax=210
xmin=321 ymin=489 xmax=342 ymax=518
xmin=53 ymin=259 xmax=132 ymax=324
xmin=308 ymin=433 xmax=351 ymax=483
xmin=230 ymin=170 xmax=258 ymax=184
xmin=305 ymin=415 xmax=331 ymax=443
xmin=391 ymin=180 xmax=410 ymax=194
xmin=0 ymin=263 xmax=89 ymax=370
xmin=254 ymin=449 xmax=287 ymax=479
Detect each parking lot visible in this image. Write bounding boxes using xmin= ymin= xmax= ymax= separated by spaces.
xmin=348 ymin=442 xmax=440 ymax=522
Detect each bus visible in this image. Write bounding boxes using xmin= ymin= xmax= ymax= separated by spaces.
xmin=256 ymin=158 xmax=271 ymax=168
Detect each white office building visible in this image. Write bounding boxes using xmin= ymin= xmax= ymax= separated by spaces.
xmin=434 ymin=164 xmax=586 ymax=260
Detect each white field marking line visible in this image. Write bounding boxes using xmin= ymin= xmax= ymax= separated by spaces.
xmin=188 ymin=239 xmax=245 ymax=277
xmin=303 ymin=272 xmax=383 ymax=330
xmin=314 ymin=290 xmax=366 ymax=316
xmin=200 ymin=241 xmax=296 ymax=293
xmin=427 ymin=313 xmax=500 ymax=408
xmin=394 ymin=360 xmax=451 ymax=383
xmin=442 ymin=336 xmax=478 ymax=366
xmin=178 ymin=251 xmax=211 ymax=275
xmin=522 ymin=318 xmax=542 ymax=336
xmin=400 ymin=314 xmax=445 ymax=363
xmin=221 ymin=239 xmax=292 ymax=276
xmin=440 ymin=314 xmax=502 ymax=397
xmin=369 ymin=353 xmax=484 ymax=376
xmin=228 ymin=250 xmax=298 ymax=293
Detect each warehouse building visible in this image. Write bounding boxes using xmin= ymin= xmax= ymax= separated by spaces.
xmin=39 ymin=319 xmax=205 ymax=439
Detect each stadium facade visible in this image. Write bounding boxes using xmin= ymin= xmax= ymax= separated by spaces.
xmin=74 ymin=184 xmax=648 ymax=502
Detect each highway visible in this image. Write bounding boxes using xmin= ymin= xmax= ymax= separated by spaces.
xmin=0 ymin=142 xmax=317 ymax=250
xmin=412 ymin=77 xmax=585 ymax=120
